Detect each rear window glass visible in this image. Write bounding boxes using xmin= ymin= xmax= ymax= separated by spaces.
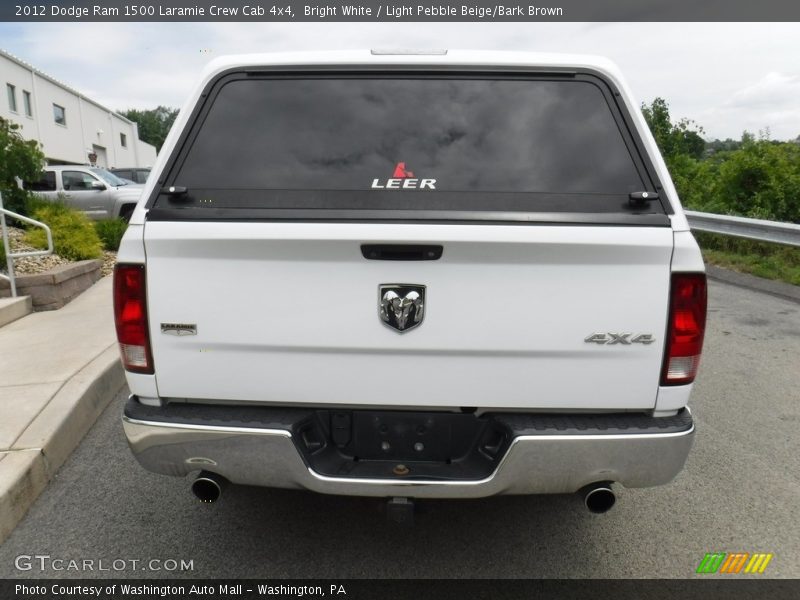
xmin=27 ymin=171 xmax=56 ymax=192
xmin=160 ymin=76 xmax=654 ymax=214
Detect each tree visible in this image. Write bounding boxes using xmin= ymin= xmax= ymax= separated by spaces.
xmin=641 ymin=98 xmax=710 ymax=209
xmin=706 ymin=138 xmax=742 ymax=154
xmin=119 ymin=106 xmax=179 ymax=152
xmin=641 ymin=97 xmax=800 ymax=224
xmin=715 ymin=137 xmax=800 ymax=222
xmin=0 ymin=116 xmax=45 ymax=216
xmin=641 ymin=98 xmax=706 ymax=161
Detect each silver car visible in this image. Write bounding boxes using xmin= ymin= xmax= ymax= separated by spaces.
xmin=26 ymin=165 xmax=144 ymax=221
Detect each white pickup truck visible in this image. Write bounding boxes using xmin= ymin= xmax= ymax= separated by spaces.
xmin=115 ymin=51 xmax=706 ymax=518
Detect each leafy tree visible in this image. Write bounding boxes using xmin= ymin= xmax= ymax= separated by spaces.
xmin=662 ymin=153 xmax=717 ymax=211
xmin=0 ymin=116 xmax=45 ymax=216
xmin=706 ymin=138 xmax=742 ymax=154
xmin=640 ymin=98 xmax=709 ymax=208
xmin=119 ymin=106 xmax=179 ymax=152
xmin=714 ymin=137 xmax=800 ymax=222
xmin=641 ymin=98 xmax=706 ymax=161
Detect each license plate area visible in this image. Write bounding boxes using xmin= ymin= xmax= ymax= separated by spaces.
xmin=293 ymin=410 xmax=511 ymax=481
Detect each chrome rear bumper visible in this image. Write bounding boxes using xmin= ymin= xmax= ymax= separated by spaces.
xmin=122 ymin=399 xmax=694 ymax=498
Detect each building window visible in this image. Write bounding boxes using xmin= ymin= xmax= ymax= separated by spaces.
xmin=7 ymin=84 xmax=17 ymax=112
xmin=53 ymin=103 xmax=66 ymax=126
xmin=23 ymin=90 xmax=32 ymax=117
xmin=120 ymin=133 xmax=127 ymax=147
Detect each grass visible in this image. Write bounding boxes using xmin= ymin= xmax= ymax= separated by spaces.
xmin=694 ymin=232 xmax=800 ymax=286
xmin=94 ymin=218 xmax=128 ymax=251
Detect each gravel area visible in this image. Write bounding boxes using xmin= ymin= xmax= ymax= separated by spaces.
xmin=1 ymin=225 xmax=115 ymax=277
xmin=100 ymin=250 xmax=116 ymax=277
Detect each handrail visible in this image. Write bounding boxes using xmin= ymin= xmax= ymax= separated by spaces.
xmin=0 ymin=191 xmax=54 ymax=297
xmin=685 ymin=210 xmax=800 ymax=247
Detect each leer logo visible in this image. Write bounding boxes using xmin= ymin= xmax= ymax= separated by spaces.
xmin=392 ymin=162 xmax=414 ymax=178
xmin=696 ymin=552 xmax=774 ymax=574
xmin=371 ymin=162 xmax=436 ymax=190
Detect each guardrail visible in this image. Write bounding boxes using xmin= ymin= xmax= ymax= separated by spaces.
xmin=685 ymin=210 xmax=800 ymax=247
xmin=0 ymin=191 xmax=54 ymax=297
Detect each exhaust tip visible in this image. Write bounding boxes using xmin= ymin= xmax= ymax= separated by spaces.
xmin=583 ymin=484 xmax=616 ymax=514
xmin=192 ymin=472 xmax=226 ymax=503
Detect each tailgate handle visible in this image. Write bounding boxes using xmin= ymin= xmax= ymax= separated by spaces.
xmin=361 ymin=244 xmax=443 ymax=261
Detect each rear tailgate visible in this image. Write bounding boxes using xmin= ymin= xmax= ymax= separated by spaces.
xmin=144 ymin=221 xmax=671 ymax=410
xmin=143 ymin=69 xmax=674 ymax=410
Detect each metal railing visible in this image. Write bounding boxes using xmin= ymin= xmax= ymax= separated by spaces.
xmin=685 ymin=210 xmax=800 ymax=247
xmin=0 ymin=191 xmax=53 ymax=297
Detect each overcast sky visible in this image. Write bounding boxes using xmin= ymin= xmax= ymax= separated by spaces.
xmin=1 ymin=21 xmax=799 ymax=140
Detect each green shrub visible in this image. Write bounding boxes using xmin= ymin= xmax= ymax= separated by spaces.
xmin=0 ymin=116 xmax=46 ymax=216
xmin=24 ymin=193 xmax=53 ymax=216
xmin=94 ymin=218 xmax=128 ymax=251
xmin=24 ymin=202 xmax=103 ymax=261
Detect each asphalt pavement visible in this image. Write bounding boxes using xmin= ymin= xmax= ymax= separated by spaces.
xmin=0 ymin=279 xmax=798 ymax=579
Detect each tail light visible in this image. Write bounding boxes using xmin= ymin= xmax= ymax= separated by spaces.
xmin=113 ymin=264 xmax=153 ymax=374
xmin=661 ymin=273 xmax=707 ymax=385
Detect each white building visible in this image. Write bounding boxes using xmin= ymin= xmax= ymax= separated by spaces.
xmin=1 ymin=48 xmax=157 ymax=168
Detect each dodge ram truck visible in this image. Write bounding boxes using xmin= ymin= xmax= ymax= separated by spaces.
xmin=115 ymin=50 xmax=707 ymax=517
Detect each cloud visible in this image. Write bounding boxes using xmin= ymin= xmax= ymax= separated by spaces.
xmin=725 ymin=72 xmax=800 ymax=110
xmin=691 ymin=72 xmax=800 ymax=140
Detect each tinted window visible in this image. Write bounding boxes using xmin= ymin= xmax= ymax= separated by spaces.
xmin=62 ymin=171 xmax=97 ymax=191
xmin=163 ymin=76 xmax=654 ymax=214
xmin=27 ymin=171 xmax=56 ymax=192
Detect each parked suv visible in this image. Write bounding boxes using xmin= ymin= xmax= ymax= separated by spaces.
xmin=26 ymin=165 xmax=143 ymax=221
xmin=109 ymin=167 xmax=151 ymax=185
xmin=116 ymin=51 xmax=706 ymax=516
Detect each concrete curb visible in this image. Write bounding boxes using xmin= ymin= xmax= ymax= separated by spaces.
xmin=0 ymin=345 xmax=125 ymax=544
xmin=0 ymin=296 xmax=32 ymax=328
xmin=706 ymin=265 xmax=800 ymax=304
xmin=0 ymin=260 xmax=103 ymax=311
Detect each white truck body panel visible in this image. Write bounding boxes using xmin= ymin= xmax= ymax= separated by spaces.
xmin=145 ymin=222 xmax=672 ymax=410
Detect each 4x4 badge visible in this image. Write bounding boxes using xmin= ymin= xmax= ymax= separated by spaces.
xmin=379 ymin=284 xmax=425 ymax=333
xmin=584 ymin=333 xmax=655 ymax=345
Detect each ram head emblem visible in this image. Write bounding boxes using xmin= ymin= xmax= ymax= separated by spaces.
xmin=379 ymin=285 xmax=426 ymax=333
